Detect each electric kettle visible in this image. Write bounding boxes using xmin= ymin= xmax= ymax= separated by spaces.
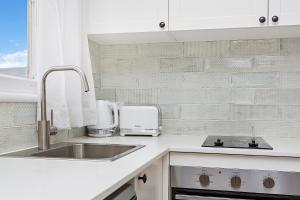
xmin=88 ymin=100 xmax=119 ymax=137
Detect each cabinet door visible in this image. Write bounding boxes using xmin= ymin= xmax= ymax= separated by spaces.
xmin=86 ymin=0 xmax=168 ymax=34
xmin=135 ymin=159 xmax=163 ymax=200
xmin=269 ymin=0 xmax=300 ymax=26
xmin=169 ymin=0 xmax=269 ymax=31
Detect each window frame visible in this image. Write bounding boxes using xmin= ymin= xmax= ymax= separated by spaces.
xmin=0 ymin=0 xmax=37 ymax=102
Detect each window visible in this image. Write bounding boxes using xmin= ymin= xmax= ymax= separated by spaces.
xmin=0 ymin=0 xmax=28 ymax=78
xmin=0 ymin=0 xmax=36 ymax=102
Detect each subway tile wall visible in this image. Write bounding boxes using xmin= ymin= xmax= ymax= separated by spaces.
xmin=0 ymin=103 xmax=85 ymax=154
xmin=89 ymin=38 xmax=300 ymax=138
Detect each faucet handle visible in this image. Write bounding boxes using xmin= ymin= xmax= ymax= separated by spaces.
xmin=51 ymin=109 xmax=54 ymax=126
xmin=50 ymin=109 xmax=58 ymax=136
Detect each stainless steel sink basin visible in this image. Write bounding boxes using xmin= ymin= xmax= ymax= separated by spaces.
xmin=2 ymin=143 xmax=144 ymax=161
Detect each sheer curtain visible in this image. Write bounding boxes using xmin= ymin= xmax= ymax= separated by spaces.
xmin=31 ymin=0 xmax=96 ymax=129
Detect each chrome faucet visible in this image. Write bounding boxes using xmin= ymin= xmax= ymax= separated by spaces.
xmin=38 ymin=66 xmax=90 ymax=150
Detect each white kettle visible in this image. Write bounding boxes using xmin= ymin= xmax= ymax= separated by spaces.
xmin=88 ymin=100 xmax=119 ymax=137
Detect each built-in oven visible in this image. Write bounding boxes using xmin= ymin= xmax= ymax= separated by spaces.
xmin=171 ymin=166 xmax=300 ymax=200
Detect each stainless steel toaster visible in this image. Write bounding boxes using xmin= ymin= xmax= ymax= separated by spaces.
xmin=119 ymin=105 xmax=161 ymax=137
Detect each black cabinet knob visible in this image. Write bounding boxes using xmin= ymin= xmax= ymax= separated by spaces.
xmin=272 ymin=16 xmax=279 ymax=22
xmin=259 ymin=16 xmax=266 ymax=23
xmin=159 ymin=22 xmax=166 ymax=28
xmin=138 ymin=174 xmax=147 ymax=183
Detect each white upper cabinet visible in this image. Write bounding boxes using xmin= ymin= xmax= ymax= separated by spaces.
xmin=85 ymin=0 xmax=300 ymax=43
xmin=169 ymin=0 xmax=269 ymax=31
xmin=86 ymin=0 xmax=168 ymax=34
xmin=269 ymin=0 xmax=300 ymax=26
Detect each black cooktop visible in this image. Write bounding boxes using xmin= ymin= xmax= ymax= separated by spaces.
xmin=202 ymin=136 xmax=273 ymax=150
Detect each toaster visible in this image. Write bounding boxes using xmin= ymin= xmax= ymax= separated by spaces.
xmin=119 ymin=105 xmax=162 ymax=137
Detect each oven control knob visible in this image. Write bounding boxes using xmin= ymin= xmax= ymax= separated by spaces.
xmin=263 ymin=177 xmax=275 ymax=189
xmin=199 ymin=174 xmax=210 ymax=187
xmin=231 ymin=176 xmax=242 ymax=189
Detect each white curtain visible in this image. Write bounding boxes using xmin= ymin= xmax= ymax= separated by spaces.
xmin=31 ymin=0 xmax=96 ymax=129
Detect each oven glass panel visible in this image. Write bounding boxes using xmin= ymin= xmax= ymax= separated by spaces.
xmin=175 ymin=194 xmax=249 ymax=200
xmin=172 ymin=188 xmax=298 ymax=200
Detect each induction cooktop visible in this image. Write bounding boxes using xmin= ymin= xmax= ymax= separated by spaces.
xmin=202 ymin=136 xmax=273 ymax=150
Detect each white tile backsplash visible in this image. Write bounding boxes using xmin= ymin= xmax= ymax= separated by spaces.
xmin=184 ymin=41 xmax=230 ymax=57
xmin=90 ymin=37 xmax=300 ymax=138
xmin=229 ymin=39 xmax=280 ymax=56
xmin=281 ymin=38 xmax=300 ymax=55
xmin=231 ymin=72 xmax=280 ymax=88
xmin=160 ymin=104 xmax=181 ymax=119
xmin=138 ymin=43 xmax=183 ymax=58
xmin=0 ymin=103 xmax=86 ymax=154
xmin=230 ymin=104 xmax=281 ymax=120
xmin=116 ymin=89 xmax=158 ymax=104
xmin=160 ymin=57 xmax=204 ymax=73
xmin=254 ymin=55 xmax=300 ymax=72
xmin=181 ymin=104 xmax=229 ymax=120
xmin=205 ymin=57 xmax=254 ymax=72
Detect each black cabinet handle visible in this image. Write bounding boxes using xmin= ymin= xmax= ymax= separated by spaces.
xmin=272 ymin=16 xmax=279 ymax=22
xmin=138 ymin=174 xmax=147 ymax=183
xmin=259 ymin=16 xmax=266 ymax=23
xmin=159 ymin=22 xmax=166 ymax=28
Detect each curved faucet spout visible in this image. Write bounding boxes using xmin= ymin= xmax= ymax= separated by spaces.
xmin=38 ymin=65 xmax=90 ymax=150
xmin=41 ymin=65 xmax=90 ymax=121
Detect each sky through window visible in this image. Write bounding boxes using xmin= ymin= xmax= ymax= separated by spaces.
xmin=0 ymin=0 xmax=28 ymax=77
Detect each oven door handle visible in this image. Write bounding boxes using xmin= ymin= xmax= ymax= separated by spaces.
xmin=175 ymin=194 xmax=248 ymax=200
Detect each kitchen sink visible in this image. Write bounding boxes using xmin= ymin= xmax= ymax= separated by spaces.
xmin=2 ymin=143 xmax=144 ymax=161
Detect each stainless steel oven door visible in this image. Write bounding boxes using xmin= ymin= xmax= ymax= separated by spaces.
xmin=175 ymin=194 xmax=249 ymax=200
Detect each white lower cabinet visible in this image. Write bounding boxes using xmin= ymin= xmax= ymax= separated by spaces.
xmin=134 ymin=158 xmax=163 ymax=200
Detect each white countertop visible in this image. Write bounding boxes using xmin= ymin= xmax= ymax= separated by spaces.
xmin=1 ymin=134 xmax=300 ymax=200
